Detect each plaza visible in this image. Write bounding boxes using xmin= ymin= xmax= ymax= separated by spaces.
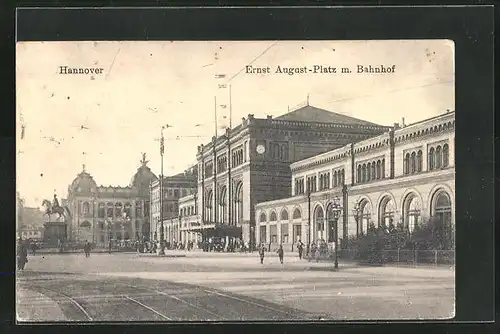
xmin=16 ymin=251 xmax=455 ymax=321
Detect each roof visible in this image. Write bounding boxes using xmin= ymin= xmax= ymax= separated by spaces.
xmin=275 ymin=105 xmax=380 ymax=126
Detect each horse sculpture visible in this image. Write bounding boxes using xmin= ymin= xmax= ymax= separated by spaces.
xmin=42 ymin=199 xmax=72 ymax=222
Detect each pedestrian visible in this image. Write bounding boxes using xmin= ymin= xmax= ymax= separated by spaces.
xmin=17 ymin=238 xmax=28 ymax=270
xmin=259 ymin=244 xmax=266 ymax=264
xmin=298 ymin=242 xmax=303 ymax=260
xmin=315 ymin=246 xmax=320 ymax=263
xmin=30 ymin=241 xmax=37 ymax=256
xmin=83 ymin=240 xmax=91 ymax=258
xmin=276 ymin=244 xmax=284 ymax=264
xmin=108 ymin=239 xmax=112 ymax=254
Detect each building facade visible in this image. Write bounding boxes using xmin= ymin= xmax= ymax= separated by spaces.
xmin=150 ymin=167 xmax=197 ymax=242
xmin=65 ymin=154 xmax=157 ymax=246
xmin=195 ymin=105 xmax=390 ymax=246
xmin=255 ymin=111 xmax=455 ymax=251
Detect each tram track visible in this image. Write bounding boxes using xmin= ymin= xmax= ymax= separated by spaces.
xmin=18 ymin=282 xmax=93 ymax=321
xmin=18 ymin=273 xmax=311 ymax=321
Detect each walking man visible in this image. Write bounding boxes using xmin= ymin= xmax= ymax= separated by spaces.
xmin=108 ymin=239 xmax=112 ymax=254
xmin=259 ymin=244 xmax=266 ymax=264
xmin=297 ymin=241 xmax=303 ymax=260
xmin=276 ymin=244 xmax=284 ymax=264
xmin=83 ymin=240 xmax=91 ymax=258
xmin=17 ymin=238 xmax=28 ymax=270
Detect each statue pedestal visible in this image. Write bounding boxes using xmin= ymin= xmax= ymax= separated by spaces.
xmin=43 ymin=221 xmax=68 ymax=246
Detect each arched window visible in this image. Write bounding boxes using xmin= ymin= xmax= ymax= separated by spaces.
xmin=404 ymin=194 xmax=421 ymax=233
xmin=259 ymin=212 xmax=267 ymax=223
xmin=98 ymin=202 xmax=105 ymax=218
xmin=234 ymin=182 xmax=243 ymax=225
xmin=314 ymin=206 xmax=325 ymax=241
xmin=270 ymin=211 xmax=277 ymax=221
xmin=436 ymin=146 xmax=442 ymax=168
xmin=82 ymin=202 xmax=90 ymax=215
xmin=379 ymin=197 xmax=395 ymax=227
xmin=433 ymin=191 xmax=453 ymax=249
xmin=292 ymin=208 xmax=302 ymax=220
xmin=357 ymin=165 xmax=361 ymax=183
xmin=80 ymin=220 xmax=91 ymax=228
xmin=367 ymin=163 xmax=371 ymax=181
xmin=411 ymin=152 xmax=416 ymax=174
xmin=429 ymin=147 xmax=435 ymax=170
xmin=359 ymin=201 xmax=372 ymax=235
xmin=404 ymin=153 xmax=410 ymax=174
xmin=280 ymin=209 xmax=289 ymax=221
xmin=417 ymin=150 xmax=423 ymax=172
xmin=341 ymin=169 xmax=345 ymax=185
xmin=381 ymin=159 xmax=385 ymax=178
xmin=376 ymin=160 xmax=381 ymax=179
xmin=333 ymin=171 xmax=338 ymax=187
xmin=443 ymin=144 xmax=449 ymax=167
xmin=371 ymin=163 xmax=376 ymax=180
xmin=205 ymin=190 xmax=213 ymax=222
xmin=219 ymin=186 xmax=227 ymax=223
xmin=362 ymin=164 xmax=367 ymax=182
xmin=106 ymin=202 xmax=114 ymax=218
xmin=115 ymin=202 xmax=123 ymax=217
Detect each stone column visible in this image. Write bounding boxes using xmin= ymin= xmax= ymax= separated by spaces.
xmin=277 ymin=222 xmax=282 ymax=244
xmin=131 ymin=219 xmax=137 ymax=241
xmin=255 ymin=224 xmax=260 ymax=246
xmin=265 ymin=223 xmax=270 ymax=244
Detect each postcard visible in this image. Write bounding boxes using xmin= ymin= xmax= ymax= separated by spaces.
xmin=16 ymin=40 xmax=455 ymax=322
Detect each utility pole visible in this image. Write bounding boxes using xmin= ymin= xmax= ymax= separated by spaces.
xmin=158 ymin=126 xmax=166 ymax=256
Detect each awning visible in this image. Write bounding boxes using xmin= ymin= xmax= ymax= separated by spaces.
xmin=185 ymin=223 xmax=242 ymax=238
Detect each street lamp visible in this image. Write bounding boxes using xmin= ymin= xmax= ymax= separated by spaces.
xmin=352 ymin=200 xmax=361 ymax=239
xmin=305 ymin=187 xmax=312 ymax=256
xmin=328 ymin=196 xmax=343 ymax=269
xmin=105 ymin=218 xmax=112 ymax=248
xmin=250 ymin=225 xmax=255 ymax=251
xmin=91 ymin=195 xmax=97 ymax=245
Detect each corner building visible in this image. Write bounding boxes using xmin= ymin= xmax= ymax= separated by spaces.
xmin=196 ymin=105 xmax=390 ymax=247
xmin=150 ymin=167 xmax=197 ymax=243
xmin=66 ymin=156 xmax=157 ymax=246
xmin=255 ymin=111 xmax=455 ymax=251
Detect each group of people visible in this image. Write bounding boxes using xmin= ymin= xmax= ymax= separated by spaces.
xmin=258 ymin=243 xmax=286 ymax=264
xmin=257 ymin=240 xmax=311 ymax=264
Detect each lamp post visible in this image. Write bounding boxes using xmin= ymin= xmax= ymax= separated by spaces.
xmin=306 ymin=187 xmax=312 ymax=256
xmin=352 ymin=201 xmax=361 ymax=239
xmin=158 ymin=126 xmax=166 ymax=256
xmin=329 ymin=196 xmax=343 ymax=269
xmin=105 ymin=218 xmax=112 ymax=249
xmin=250 ymin=225 xmax=254 ymax=251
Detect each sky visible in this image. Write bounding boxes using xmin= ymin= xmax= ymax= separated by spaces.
xmin=16 ymin=40 xmax=455 ymax=207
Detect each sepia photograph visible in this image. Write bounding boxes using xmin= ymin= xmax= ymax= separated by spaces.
xmin=16 ymin=40 xmax=455 ymax=322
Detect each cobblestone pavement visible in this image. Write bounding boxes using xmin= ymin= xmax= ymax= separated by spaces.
xmin=16 ymin=252 xmax=455 ymax=321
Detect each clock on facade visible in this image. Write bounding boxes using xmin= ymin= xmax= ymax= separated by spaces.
xmin=256 ymin=144 xmax=266 ymax=154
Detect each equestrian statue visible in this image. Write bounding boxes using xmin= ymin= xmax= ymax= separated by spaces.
xmin=42 ymin=194 xmax=72 ymax=222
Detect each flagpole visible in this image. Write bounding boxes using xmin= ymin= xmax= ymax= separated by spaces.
xmin=158 ymin=126 xmax=165 ymax=256
xmin=213 ymin=96 xmax=218 ymax=226
xmin=214 ymin=96 xmax=218 ymax=137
